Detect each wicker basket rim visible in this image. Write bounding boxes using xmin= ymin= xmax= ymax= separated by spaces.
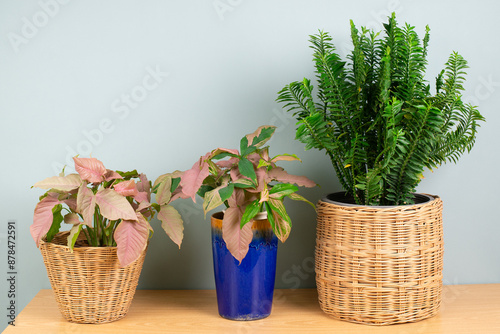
xmin=40 ymin=231 xmax=117 ymax=251
xmin=320 ymin=192 xmax=437 ymax=209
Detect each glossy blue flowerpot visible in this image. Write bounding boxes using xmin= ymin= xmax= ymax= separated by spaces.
xmin=211 ymin=212 xmax=278 ymax=320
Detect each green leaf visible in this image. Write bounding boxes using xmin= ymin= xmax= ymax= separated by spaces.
xmin=116 ymin=169 xmax=139 ymax=179
xmin=257 ymin=159 xmax=271 ymax=169
xmin=233 ymin=178 xmax=254 ymax=189
xmin=211 ymin=152 xmax=238 ymax=160
xmin=197 ymin=185 xmax=214 ymax=199
xmin=287 ymin=192 xmax=315 ymax=209
xmin=240 ymin=136 xmax=249 ymax=155
xmin=46 ymin=204 xmax=63 ymax=242
xmin=264 ymin=202 xmax=275 ymax=231
xmin=241 ymin=145 xmax=257 ymax=157
xmin=269 ymin=183 xmax=299 ymax=195
xmin=67 ymin=224 xmax=83 ymax=251
xmin=240 ymin=200 xmax=262 ymax=228
xmin=246 ymin=125 xmax=277 ymax=148
xmin=171 ymin=177 xmax=181 ymax=193
xmin=203 ymin=184 xmax=234 ymax=215
xmin=267 ymin=198 xmax=291 ymax=224
xmin=238 ymin=158 xmax=257 ymax=185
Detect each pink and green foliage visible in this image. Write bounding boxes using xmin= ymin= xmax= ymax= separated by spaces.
xmin=31 ymin=157 xmax=181 ymax=267
xmin=154 ymin=125 xmax=317 ymax=263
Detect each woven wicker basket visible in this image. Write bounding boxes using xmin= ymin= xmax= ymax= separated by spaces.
xmin=39 ymin=231 xmax=147 ymax=324
xmin=315 ymin=192 xmax=444 ymax=325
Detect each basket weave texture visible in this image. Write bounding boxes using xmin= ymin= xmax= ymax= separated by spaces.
xmin=39 ymin=232 xmax=146 ymax=324
xmin=315 ymin=194 xmax=444 ymax=325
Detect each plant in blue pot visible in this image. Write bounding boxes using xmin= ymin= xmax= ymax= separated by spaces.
xmin=155 ymin=125 xmax=316 ymax=320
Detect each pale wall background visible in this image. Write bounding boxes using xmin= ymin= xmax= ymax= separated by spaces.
xmin=1 ymin=0 xmax=499 ymax=328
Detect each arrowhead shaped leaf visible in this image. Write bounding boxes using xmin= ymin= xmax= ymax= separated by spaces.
xmin=114 ymin=213 xmax=150 ymax=267
xmin=203 ymin=180 xmax=234 ymax=216
xmin=222 ymin=207 xmax=253 ymax=264
xmin=271 ymin=153 xmax=301 ymax=163
xmin=45 ymin=204 xmax=64 ymax=243
xmin=156 ymin=176 xmax=172 ymax=206
xmin=264 ymin=201 xmax=291 ymax=243
xmin=269 ymin=183 xmax=299 ymax=199
xmin=95 ymin=188 xmax=137 ymax=221
xmin=157 ymin=204 xmax=184 ymax=248
xmin=268 ymin=167 xmax=316 ymax=188
xmin=137 ymin=173 xmax=152 ymax=202
xmin=245 ymin=125 xmax=276 ymax=148
xmin=76 ymin=184 xmax=96 ymax=227
xmin=67 ymin=224 xmax=83 ymax=251
xmin=31 ymin=193 xmax=61 ymax=247
xmin=64 ymin=213 xmax=81 ymax=225
xmin=33 ymin=174 xmax=82 ymax=191
xmin=114 ymin=180 xmax=138 ymax=197
xmin=104 ymin=169 xmax=123 ymax=182
xmin=238 ymin=158 xmax=257 ymax=185
xmin=287 ymin=192 xmax=316 ymax=209
xmin=73 ymin=157 xmax=107 ymax=183
xmin=240 ymin=199 xmax=261 ymax=228
xmin=180 ymin=153 xmax=211 ymax=202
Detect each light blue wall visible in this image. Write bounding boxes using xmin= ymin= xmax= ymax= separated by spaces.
xmin=1 ymin=0 xmax=499 ymax=327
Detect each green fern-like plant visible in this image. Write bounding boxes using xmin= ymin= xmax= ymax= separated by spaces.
xmin=277 ymin=13 xmax=485 ymax=206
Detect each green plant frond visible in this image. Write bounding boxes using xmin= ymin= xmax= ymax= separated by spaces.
xmin=277 ymin=13 xmax=485 ymax=206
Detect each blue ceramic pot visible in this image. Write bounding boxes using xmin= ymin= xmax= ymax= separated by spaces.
xmin=211 ymin=212 xmax=278 ymax=320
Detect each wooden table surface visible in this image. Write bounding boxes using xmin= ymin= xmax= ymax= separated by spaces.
xmin=3 ymin=284 xmax=500 ymax=333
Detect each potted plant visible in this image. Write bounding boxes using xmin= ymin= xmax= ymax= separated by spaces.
xmin=277 ymin=13 xmax=485 ymax=325
xmin=31 ymin=157 xmax=183 ymax=324
xmin=154 ymin=125 xmax=316 ymax=320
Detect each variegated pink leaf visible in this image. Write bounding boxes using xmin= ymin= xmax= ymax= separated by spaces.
xmin=222 ymin=206 xmax=253 ymax=264
xmin=227 ymin=188 xmax=246 ymax=208
xmin=33 ymin=174 xmax=82 ymax=191
xmin=245 ymin=167 xmax=267 ymax=193
xmin=157 ymin=204 xmax=184 ymax=248
xmin=95 ymin=188 xmax=137 ymax=221
xmin=271 ymin=153 xmax=301 ymax=163
xmin=153 ymin=171 xmax=182 ymax=189
xmin=267 ymin=167 xmax=316 ymax=188
xmin=137 ymin=173 xmax=151 ymax=201
xmin=104 ymin=169 xmax=123 ymax=182
xmin=76 ymin=184 xmax=95 ymax=227
xmin=73 ymin=157 xmax=107 ymax=183
xmin=63 ymin=197 xmax=77 ymax=211
xmin=216 ymin=157 xmax=239 ymax=169
xmin=134 ymin=191 xmax=149 ymax=204
xmin=271 ymin=209 xmax=291 ymax=243
xmin=155 ymin=177 xmax=172 ymax=206
xmin=180 ymin=152 xmax=211 ymax=202
xmin=136 ymin=200 xmax=151 ymax=212
xmin=114 ymin=180 xmax=138 ymax=197
xmin=246 ymin=153 xmax=262 ymax=165
xmin=63 ymin=213 xmax=81 ymax=225
xmin=245 ymin=125 xmax=276 ymax=148
xmin=114 ymin=213 xmax=150 ymax=267
xmin=31 ymin=194 xmax=61 ymax=247
xmin=210 ymin=148 xmax=240 ymax=158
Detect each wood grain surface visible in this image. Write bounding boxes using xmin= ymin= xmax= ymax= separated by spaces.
xmin=3 ymin=285 xmax=500 ymax=333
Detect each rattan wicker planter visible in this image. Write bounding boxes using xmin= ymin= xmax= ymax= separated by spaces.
xmin=315 ymin=192 xmax=444 ymax=325
xmin=39 ymin=232 xmax=147 ymax=324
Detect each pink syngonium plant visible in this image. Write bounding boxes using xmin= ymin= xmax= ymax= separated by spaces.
xmin=31 ymin=157 xmax=183 ymax=267
xmin=154 ymin=125 xmax=316 ymax=263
